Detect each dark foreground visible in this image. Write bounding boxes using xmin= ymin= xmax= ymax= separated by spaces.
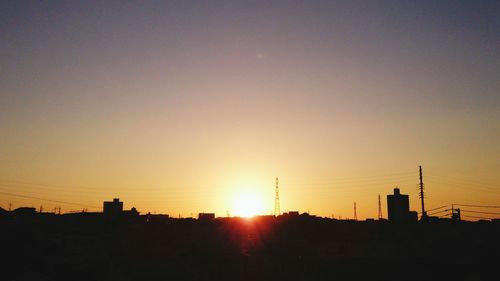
xmin=2 ymin=214 xmax=499 ymax=281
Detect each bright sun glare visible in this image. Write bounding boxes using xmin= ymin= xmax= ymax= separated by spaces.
xmin=232 ymin=191 xmax=264 ymax=218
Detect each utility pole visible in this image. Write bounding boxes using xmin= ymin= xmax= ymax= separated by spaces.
xmin=354 ymin=202 xmax=357 ymax=220
xmin=378 ymin=194 xmax=383 ymax=220
xmin=9 ymin=203 xmax=12 ymax=211
xmin=274 ymin=177 xmax=280 ymax=216
xmin=451 ymin=204 xmax=461 ymax=221
xmin=419 ymin=165 xmax=427 ymax=220
xmin=39 ymin=205 xmax=43 ymax=213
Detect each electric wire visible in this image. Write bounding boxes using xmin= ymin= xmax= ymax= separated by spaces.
xmin=461 ymin=215 xmax=497 ymax=220
xmin=460 ymin=209 xmax=500 ymax=215
xmin=427 ymin=209 xmax=450 ymax=216
xmin=454 ymin=204 xmax=500 ymax=208
xmin=0 ymin=191 xmax=100 ymax=209
xmin=425 ymin=205 xmax=450 ymax=213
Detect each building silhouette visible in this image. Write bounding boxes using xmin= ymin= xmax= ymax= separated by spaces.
xmin=198 ymin=213 xmax=215 ymax=220
xmin=284 ymin=211 xmax=300 ymax=217
xmin=387 ymin=188 xmax=417 ymax=222
xmin=124 ymin=206 xmax=139 ymax=217
xmin=103 ymin=198 xmax=123 ymax=217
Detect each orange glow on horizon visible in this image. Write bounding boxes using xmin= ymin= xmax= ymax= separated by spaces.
xmin=231 ymin=190 xmax=265 ymax=218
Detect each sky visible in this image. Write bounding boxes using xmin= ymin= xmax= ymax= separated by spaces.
xmin=0 ymin=0 xmax=499 ymax=219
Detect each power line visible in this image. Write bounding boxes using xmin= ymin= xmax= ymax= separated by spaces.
xmin=436 ymin=213 xmax=452 ymax=218
xmin=0 ymin=182 xmax=221 ymax=201
xmin=283 ymin=179 xmax=417 ymax=193
xmin=426 ymin=176 xmax=500 ymax=189
xmin=283 ymin=171 xmax=415 ymax=185
xmin=454 ymin=204 xmax=500 ymax=209
xmin=0 ymin=179 xmax=104 ymax=191
xmin=460 ymin=210 xmax=500 ymax=215
xmin=0 ymin=183 xmax=103 ymax=195
xmin=285 ymin=176 xmax=415 ymax=186
xmin=461 ymin=215 xmax=497 ymax=220
xmin=425 ymin=178 xmax=500 ymax=195
xmin=0 ymin=191 xmax=100 ymax=209
xmin=426 ymin=173 xmax=499 ymax=189
xmin=424 ymin=205 xmax=450 ymax=213
xmin=427 ymin=209 xmax=450 ymax=216
xmin=0 ymin=180 xmax=247 ymax=199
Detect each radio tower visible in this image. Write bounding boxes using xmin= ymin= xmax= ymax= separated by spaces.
xmin=274 ymin=177 xmax=280 ymax=216
xmin=353 ymin=202 xmax=357 ymax=220
xmin=378 ymin=194 xmax=383 ymax=219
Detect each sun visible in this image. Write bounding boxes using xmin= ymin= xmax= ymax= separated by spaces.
xmin=232 ymin=191 xmax=264 ymax=218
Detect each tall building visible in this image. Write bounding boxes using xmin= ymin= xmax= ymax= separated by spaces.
xmin=387 ymin=188 xmax=417 ymax=222
xmin=103 ymin=198 xmax=123 ymax=217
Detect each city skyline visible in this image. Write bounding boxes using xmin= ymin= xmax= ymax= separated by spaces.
xmin=2 ymin=167 xmax=498 ymax=221
xmin=1 ymin=1 xmax=499 ymax=219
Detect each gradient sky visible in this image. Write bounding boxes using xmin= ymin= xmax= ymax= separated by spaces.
xmin=1 ymin=1 xmax=499 ymax=219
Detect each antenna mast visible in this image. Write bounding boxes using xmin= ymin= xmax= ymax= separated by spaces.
xmin=378 ymin=194 xmax=383 ymax=219
xmin=274 ymin=177 xmax=280 ymax=216
xmin=354 ymin=202 xmax=357 ymax=220
xmin=419 ymin=165 xmax=427 ymax=220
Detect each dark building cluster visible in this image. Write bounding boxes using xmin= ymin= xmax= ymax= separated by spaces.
xmin=1 ymin=202 xmax=499 ymax=281
xmin=0 ymin=188 xmax=471 ymax=224
xmin=103 ymin=198 xmax=139 ymax=218
xmin=1 ymin=188 xmax=499 ymax=281
xmin=386 ymin=188 xmax=418 ymax=222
